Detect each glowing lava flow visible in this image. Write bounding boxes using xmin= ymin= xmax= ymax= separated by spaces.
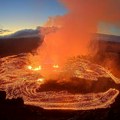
xmin=25 ymin=88 xmax=119 ymax=110
xmin=53 ymin=64 xmax=59 ymax=69
xmin=0 ymin=54 xmax=119 ymax=110
xmin=27 ymin=65 xmax=42 ymax=71
xmin=37 ymin=78 xmax=45 ymax=82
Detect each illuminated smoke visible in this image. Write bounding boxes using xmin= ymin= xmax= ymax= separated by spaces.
xmin=38 ymin=0 xmax=120 ymax=69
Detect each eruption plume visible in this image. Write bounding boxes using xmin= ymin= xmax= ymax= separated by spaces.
xmin=37 ymin=0 xmax=120 ymax=67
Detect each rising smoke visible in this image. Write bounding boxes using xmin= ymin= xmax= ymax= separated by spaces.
xmin=38 ymin=0 xmax=120 ymax=66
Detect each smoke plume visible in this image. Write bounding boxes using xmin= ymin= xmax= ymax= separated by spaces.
xmin=38 ymin=0 xmax=120 ymax=66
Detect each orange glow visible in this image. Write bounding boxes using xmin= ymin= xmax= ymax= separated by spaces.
xmin=27 ymin=65 xmax=42 ymax=71
xmin=37 ymin=78 xmax=44 ymax=82
xmin=53 ymin=64 xmax=59 ymax=69
xmin=27 ymin=65 xmax=32 ymax=70
xmin=0 ymin=55 xmax=120 ymax=110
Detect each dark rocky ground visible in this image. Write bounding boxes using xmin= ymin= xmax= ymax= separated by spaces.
xmin=37 ymin=77 xmax=120 ymax=93
xmin=0 ymin=90 xmax=120 ymax=120
xmin=0 ymin=36 xmax=42 ymax=57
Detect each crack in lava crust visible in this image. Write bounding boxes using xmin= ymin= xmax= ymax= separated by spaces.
xmin=0 ymin=54 xmax=119 ymax=110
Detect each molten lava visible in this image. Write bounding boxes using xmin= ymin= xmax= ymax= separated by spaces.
xmin=37 ymin=78 xmax=45 ymax=83
xmin=53 ymin=64 xmax=59 ymax=69
xmin=27 ymin=65 xmax=42 ymax=71
xmin=0 ymin=54 xmax=119 ymax=110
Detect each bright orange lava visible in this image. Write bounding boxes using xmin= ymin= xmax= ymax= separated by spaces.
xmin=0 ymin=54 xmax=119 ymax=110
xmin=53 ymin=64 xmax=59 ymax=69
xmin=27 ymin=65 xmax=42 ymax=71
xmin=37 ymin=78 xmax=45 ymax=82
